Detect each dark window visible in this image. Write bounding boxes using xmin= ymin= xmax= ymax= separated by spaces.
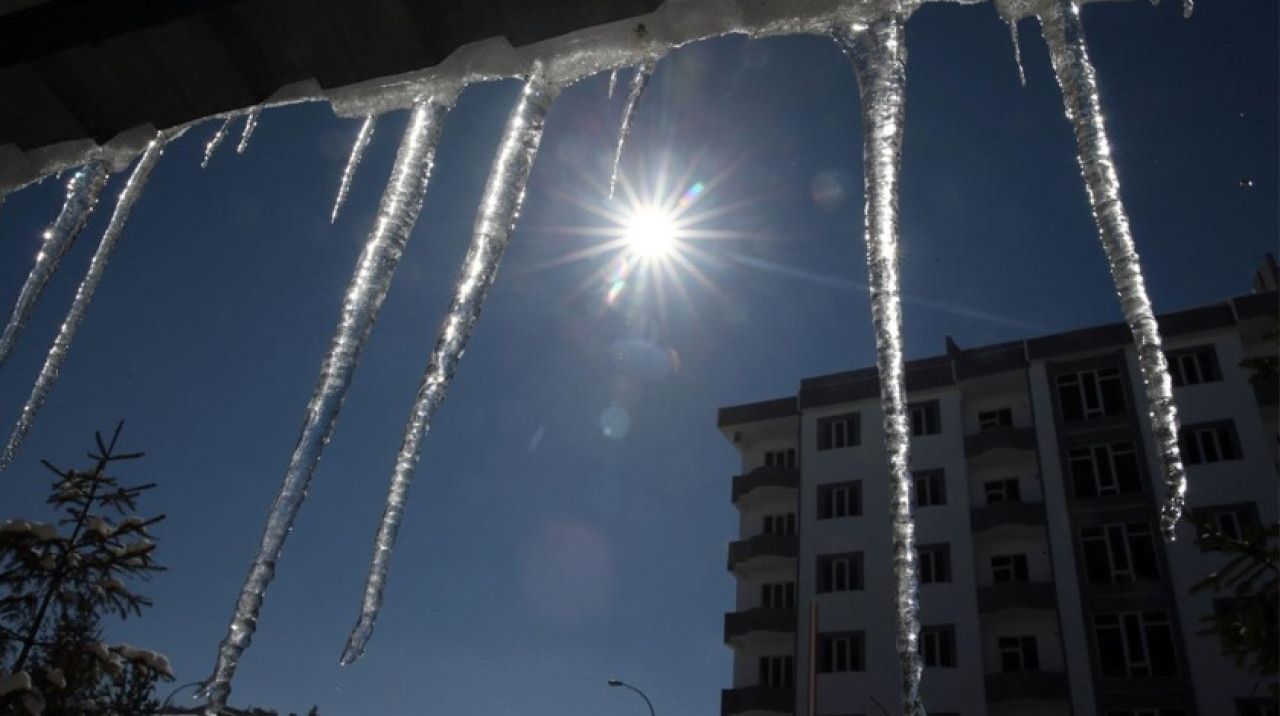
xmin=760 ymin=581 xmax=795 ymax=609
xmin=1180 ymin=421 xmax=1242 ymax=464
xmin=1081 ymin=522 xmax=1159 ymax=584
xmin=1094 ymin=611 xmax=1177 ymax=678
xmin=984 ymin=478 xmax=1022 ymax=503
xmin=1196 ymin=503 xmax=1259 ymax=543
xmin=978 ymin=408 xmax=1014 ymax=430
xmin=998 ymin=636 xmax=1039 ymax=672
xmin=910 ymin=400 xmax=942 ymax=436
xmin=1057 ymin=367 xmax=1126 ymax=422
xmin=758 ymin=655 xmax=794 ymax=687
xmin=818 ymin=413 xmax=860 ymax=451
xmin=918 ymin=544 xmax=951 ymax=584
xmin=817 ymin=553 xmax=864 ymax=593
xmin=763 ymin=513 xmax=796 ymax=536
xmin=818 ymin=481 xmax=862 ymax=520
xmin=1166 ymin=345 xmax=1221 ymax=387
xmin=763 ymin=448 xmax=797 ymax=468
xmin=913 ymin=469 xmax=946 ymax=507
xmin=1069 ymin=441 xmax=1141 ymax=498
xmin=817 ymin=632 xmax=865 ymax=673
xmin=991 ymin=554 xmax=1030 ymax=583
xmin=920 ymin=625 xmax=956 ymax=667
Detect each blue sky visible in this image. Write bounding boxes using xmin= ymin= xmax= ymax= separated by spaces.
xmin=0 ymin=1 xmax=1275 ymax=714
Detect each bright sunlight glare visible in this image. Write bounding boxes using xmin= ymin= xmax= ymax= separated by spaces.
xmin=623 ymin=207 xmax=677 ymax=260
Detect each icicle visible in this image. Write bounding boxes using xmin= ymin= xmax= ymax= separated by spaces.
xmin=835 ymin=17 xmax=924 ymax=716
xmin=341 ymin=69 xmax=559 ymax=666
xmin=201 ymin=97 xmax=453 ymax=715
xmin=1039 ymin=0 xmax=1186 ymax=542
xmin=1008 ymin=19 xmax=1027 ymax=87
xmin=236 ymin=108 xmax=261 ymax=154
xmin=607 ymin=69 xmax=619 ymax=99
xmin=331 ymin=115 xmax=378 ymax=224
xmin=0 ymin=161 xmax=110 ymax=372
xmin=201 ymin=117 xmax=233 ymax=168
xmin=608 ymin=62 xmax=656 ymax=199
xmin=1182 ymin=0 xmax=1193 ymax=17
xmin=0 ymin=133 xmax=175 ymax=472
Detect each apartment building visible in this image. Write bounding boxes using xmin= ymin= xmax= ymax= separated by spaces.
xmin=718 ymin=286 xmax=1277 ymax=716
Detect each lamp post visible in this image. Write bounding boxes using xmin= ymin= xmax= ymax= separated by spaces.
xmin=607 ymin=678 xmax=656 ymax=716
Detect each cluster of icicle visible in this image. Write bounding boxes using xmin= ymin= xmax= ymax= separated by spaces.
xmin=0 ymin=0 xmax=1193 ymax=712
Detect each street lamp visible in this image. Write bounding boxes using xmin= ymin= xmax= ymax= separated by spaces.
xmin=607 ymin=678 xmax=656 ymax=716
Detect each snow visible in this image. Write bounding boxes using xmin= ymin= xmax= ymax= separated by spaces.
xmin=0 ymin=672 xmax=31 ymax=696
xmin=1 ymin=519 xmax=58 ymax=541
xmin=114 ymin=643 xmax=175 ymax=678
xmin=22 ymin=690 xmax=44 ymax=715
xmin=42 ymin=667 xmax=65 ymax=690
xmin=85 ymin=517 xmax=113 ymax=539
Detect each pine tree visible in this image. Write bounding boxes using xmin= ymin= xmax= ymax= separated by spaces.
xmin=0 ymin=423 xmax=171 ymax=714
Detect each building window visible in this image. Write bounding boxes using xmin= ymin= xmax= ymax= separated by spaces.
xmin=817 ymin=632 xmax=865 ymax=673
xmin=763 ymin=513 xmax=796 ymax=536
xmin=1166 ymin=345 xmax=1221 ymax=387
xmin=763 ymin=448 xmax=797 ymax=468
xmin=761 ymin=581 xmax=795 ymax=609
xmin=818 ymin=413 xmax=860 ymax=451
xmin=758 ymin=655 xmax=794 ymax=687
xmin=1081 ymin=522 xmax=1159 ymax=584
xmin=910 ymin=400 xmax=941 ymax=436
xmin=978 ymin=408 xmax=1014 ymax=430
xmin=817 ymin=553 xmax=864 ymax=593
xmin=920 ymin=625 xmax=956 ymax=668
xmin=1056 ymin=366 xmax=1126 ymax=422
xmin=1235 ymin=698 xmax=1280 ymax=716
xmin=984 ymin=478 xmax=1022 ymax=503
xmin=1180 ymin=421 xmax=1242 ymax=464
xmin=998 ymin=636 xmax=1039 ymax=672
xmin=918 ymin=544 xmax=951 ymax=584
xmin=1196 ymin=503 xmax=1259 ymax=543
xmin=1094 ymin=611 xmax=1178 ymax=678
xmin=991 ymin=554 xmax=1030 ymax=583
xmin=913 ymin=469 xmax=946 ymax=507
xmin=1068 ymin=441 xmax=1141 ymax=499
xmin=818 ymin=481 xmax=862 ymax=520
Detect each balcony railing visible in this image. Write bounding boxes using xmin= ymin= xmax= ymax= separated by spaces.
xmin=727 ymin=534 xmax=797 ymax=572
xmin=964 ymin=425 xmax=1037 ymax=457
xmin=984 ymin=671 xmax=1069 ymax=703
xmin=977 ymin=583 xmax=1057 ymax=614
xmin=731 ymin=466 xmax=799 ymax=504
xmin=724 ymin=607 xmax=795 ymax=644
xmin=970 ymin=501 xmax=1046 ymax=532
xmin=721 ymin=686 xmax=794 ymax=716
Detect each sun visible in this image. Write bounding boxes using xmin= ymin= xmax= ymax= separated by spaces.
xmin=623 ymin=206 xmax=677 ymax=260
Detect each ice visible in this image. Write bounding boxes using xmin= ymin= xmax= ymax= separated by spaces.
xmin=608 ymin=62 xmax=656 ymax=199
xmin=0 ymin=133 xmax=173 ymax=472
xmin=607 ymin=69 xmax=619 ymax=99
xmin=332 ymin=115 xmax=378 ymax=223
xmin=0 ymin=162 xmax=110 ymax=372
xmin=201 ymin=96 xmax=454 ymax=715
xmin=236 ymin=108 xmax=261 ymax=154
xmin=835 ymin=16 xmax=924 ymax=716
xmin=1038 ymin=0 xmax=1186 ymax=541
xmin=341 ymin=69 xmax=559 ymax=666
xmin=1007 ymin=19 xmax=1027 ymax=86
xmin=201 ymin=117 xmax=234 ymax=168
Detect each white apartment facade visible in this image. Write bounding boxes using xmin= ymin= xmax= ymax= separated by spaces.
xmin=718 ymin=285 xmax=1277 ymax=716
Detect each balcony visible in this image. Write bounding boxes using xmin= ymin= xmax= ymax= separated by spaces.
xmin=978 ymin=583 xmax=1057 ymax=614
xmin=964 ymin=426 xmax=1037 ymax=458
xmin=721 ymin=686 xmax=794 ymax=716
xmin=984 ymin=671 xmax=1069 ymax=703
xmin=724 ymin=607 xmax=795 ymax=645
xmin=970 ymin=501 xmax=1046 ymax=532
xmin=727 ymin=534 xmax=797 ymax=573
xmin=732 ymin=466 xmax=799 ymax=505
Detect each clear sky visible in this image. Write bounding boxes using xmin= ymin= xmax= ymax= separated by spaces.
xmin=0 ymin=1 xmax=1275 ymax=714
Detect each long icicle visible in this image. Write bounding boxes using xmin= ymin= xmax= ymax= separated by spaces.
xmin=201 ymin=97 xmax=453 ymax=715
xmin=1007 ymin=19 xmax=1027 ymax=87
xmin=836 ymin=16 xmax=924 ymax=716
xmin=201 ymin=116 xmax=234 ymax=168
xmin=0 ymin=132 xmax=176 ymax=472
xmin=0 ymin=161 xmax=110 ymax=372
xmin=608 ymin=62 xmax=655 ymax=199
xmin=342 ymin=68 xmax=559 ymax=666
xmin=236 ymin=108 xmax=261 ymax=154
xmin=1039 ymin=0 xmax=1186 ymax=542
xmin=332 ymin=115 xmax=378 ymax=223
